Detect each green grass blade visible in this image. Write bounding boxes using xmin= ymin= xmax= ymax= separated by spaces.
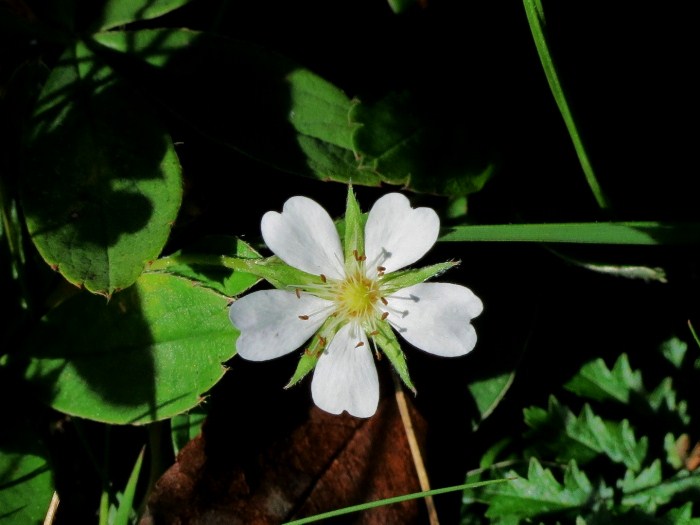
xmin=440 ymin=222 xmax=700 ymax=245
xmin=113 ymin=447 xmax=145 ymax=525
xmin=282 ymin=478 xmax=512 ymax=524
xmin=523 ymin=0 xmax=610 ymax=210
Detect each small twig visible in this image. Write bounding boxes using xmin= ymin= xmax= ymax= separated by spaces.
xmin=43 ymin=491 xmax=60 ymax=525
xmin=392 ymin=373 xmax=440 ymax=525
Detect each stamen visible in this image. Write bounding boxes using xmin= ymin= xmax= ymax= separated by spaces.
xmin=369 ymin=330 xmax=379 ymax=336
xmin=380 ymin=311 xmax=389 ymax=321
xmin=298 ymin=315 xmax=310 ymax=320
xmin=377 ymin=266 xmax=386 ymax=273
xmin=355 ymin=341 xmax=365 ymax=348
xmin=295 ymin=288 xmax=302 ymax=298
xmin=317 ymin=335 xmax=327 ymax=347
xmin=380 ymin=297 xmax=388 ymax=306
xmin=320 ymin=274 xmax=327 ymax=283
xmin=375 ymin=349 xmax=382 ymax=360
xmin=353 ymin=249 xmax=367 ymax=262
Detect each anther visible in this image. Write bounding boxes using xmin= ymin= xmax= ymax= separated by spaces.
xmin=320 ymin=274 xmax=327 ymax=283
xmin=353 ymin=249 xmax=367 ymax=262
xmin=377 ymin=266 xmax=386 ymax=273
xmin=380 ymin=297 xmax=388 ymax=306
xmin=317 ymin=335 xmax=327 ymax=347
xmin=369 ymin=330 xmax=379 ymax=336
xmin=380 ymin=311 xmax=389 ymax=321
xmin=295 ymin=288 xmax=302 ymax=298
xmin=355 ymin=341 xmax=365 ymax=348
xmin=298 ymin=315 xmax=310 ymax=320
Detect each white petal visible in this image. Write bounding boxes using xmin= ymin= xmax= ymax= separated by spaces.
xmin=261 ymin=196 xmax=345 ymax=279
xmin=364 ymin=193 xmax=440 ymax=276
xmin=385 ymin=282 xmax=483 ymax=357
xmin=311 ymin=323 xmax=379 ymax=418
xmin=229 ymin=290 xmax=332 ymax=361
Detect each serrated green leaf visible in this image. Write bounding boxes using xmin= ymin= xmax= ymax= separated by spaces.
xmin=664 ymin=502 xmax=700 ymax=524
xmin=665 ymin=433 xmax=686 ymax=470
xmin=525 ymin=397 xmax=648 ymax=470
xmin=618 ymin=459 xmax=663 ymax=512
xmin=661 ymin=337 xmax=688 ymax=369
xmin=648 ymin=378 xmax=690 ymax=425
xmin=96 ymin=0 xmax=195 ymax=31
xmin=621 ymin=471 xmax=700 ymax=514
xmin=21 ymin=40 xmax=182 ymax=295
xmin=480 ymin=459 xmax=607 ymax=519
xmin=564 ymin=354 xmax=643 ymax=403
xmin=22 ymin=273 xmax=236 ymax=424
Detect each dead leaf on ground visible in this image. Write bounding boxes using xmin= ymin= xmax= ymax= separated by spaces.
xmin=141 ymin=370 xmax=428 ymax=525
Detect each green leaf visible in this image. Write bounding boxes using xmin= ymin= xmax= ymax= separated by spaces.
xmin=621 ymin=471 xmax=700 ymax=514
xmin=112 ymin=447 xmax=144 ymax=525
xmin=440 ymin=222 xmax=700 ymax=245
xmin=467 ymin=371 xmax=515 ymax=424
xmin=618 ymin=460 xmax=663 ymax=512
xmin=171 ymin=407 xmax=207 ymax=455
xmin=151 ymin=236 xmax=261 ymax=296
xmin=350 ymin=91 xmax=495 ymax=196
xmin=664 ymin=503 xmax=700 ymax=524
xmin=92 ymin=29 xmax=493 ymax=196
xmin=386 ymin=0 xmax=422 ymax=14
xmin=22 ymin=273 xmax=236 ymax=424
xmin=0 ymin=418 xmax=54 ymax=525
xmin=96 ymin=0 xmax=195 ymax=31
xmin=524 ymin=397 xmax=648 ymax=470
xmin=21 ymin=40 xmax=183 ymax=296
xmin=661 ymin=337 xmax=689 ymax=369
xmin=480 ymin=458 xmax=608 ymax=519
xmin=564 ymin=354 xmax=643 ymax=403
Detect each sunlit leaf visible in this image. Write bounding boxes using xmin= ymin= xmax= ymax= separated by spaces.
xmin=564 ymin=354 xmax=643 ymax=403
xmin=96 ymin=0 xmax=195 ymax=31
xmin=440 ymin=222 xmax=700 ymax=245
xmin=478 ymin=458 xmax=609 ymax=519
xmin=21 ymin=40 xmax=182 ymax=295
xmin=22 ymin=273 xmax=236 ymax=424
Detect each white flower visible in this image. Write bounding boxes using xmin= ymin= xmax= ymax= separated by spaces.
xmin=229 ymin=190 xmax=483 ymax=418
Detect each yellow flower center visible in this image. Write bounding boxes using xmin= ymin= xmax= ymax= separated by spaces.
xmin=336 ymin=271 xmax=380 ymax=320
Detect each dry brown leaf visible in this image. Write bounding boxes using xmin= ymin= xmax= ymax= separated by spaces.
xmin=142 ymin=373 xmax=428 ymax=525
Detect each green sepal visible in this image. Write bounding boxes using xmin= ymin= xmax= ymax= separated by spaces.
xmin=285 ymin=316 xmax=340 ymax=388
xmin=381 ymin=261 xmax=459 ymax=294
xmin=243 ymin=255 xmax=326 ymax=290
xmin=373 ymin=320 xmax=416 ymax=394
xmin=343 ymin=185 xmax=365 ymax=272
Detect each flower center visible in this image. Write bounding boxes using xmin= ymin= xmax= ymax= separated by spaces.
xmin=336 ymin=271 xmax=380 ymax=320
